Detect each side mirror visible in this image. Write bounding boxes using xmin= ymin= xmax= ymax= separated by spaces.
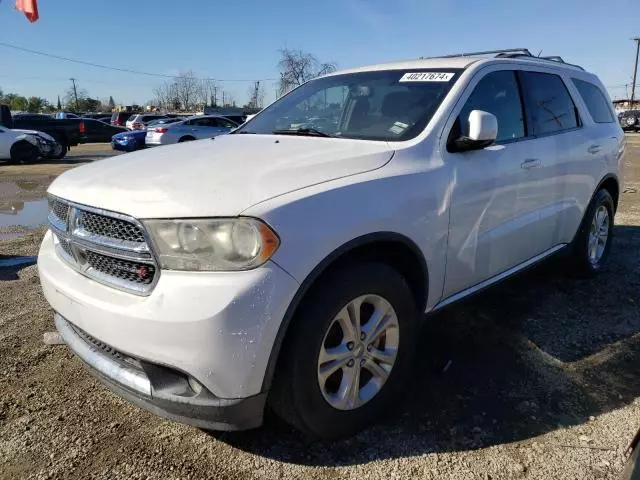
xmin=449 ymin=109 xmax=498 ymax=152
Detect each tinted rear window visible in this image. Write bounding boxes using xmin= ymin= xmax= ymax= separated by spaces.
xmin=520 ymin=72 xmax=579 ymax=135
xmin=572 ymin=79 xmax=614 ymax=123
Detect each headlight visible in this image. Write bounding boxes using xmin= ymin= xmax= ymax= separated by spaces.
xmin=144 ymin=218 xmax=280 ymax=271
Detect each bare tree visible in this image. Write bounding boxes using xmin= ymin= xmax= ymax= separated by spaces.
xmin=221 ymin=91 xmax=236 ymax=107
xmin=246 ymin=81 xmax=266 ymax=109
xmin=153 ymin=81 xmax=179 ymax=111
xmin=277 ymin=48 xmax=336 ymax=96
xmin=173 ymin=71 xmax=199 ymax=111
xmin=197 ymin=78 xmax=218 ymax=108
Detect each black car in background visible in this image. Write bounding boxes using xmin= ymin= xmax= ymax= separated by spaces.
xmin=619 ymin=110 xmax=640 ymax=132
xmin=80 ymin=118 xmax=126 ymax=143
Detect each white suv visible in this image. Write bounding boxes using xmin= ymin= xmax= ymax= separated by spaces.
xmin=38 ymin=49 xmax=625 ymax=439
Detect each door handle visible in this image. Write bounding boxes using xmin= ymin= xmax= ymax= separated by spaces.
xmin=521 ymin=158 xmax=540 ymax=169
xmin=587 ymin=144 xmax=601 ymax=154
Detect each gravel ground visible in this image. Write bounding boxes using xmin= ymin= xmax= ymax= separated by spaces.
xmin=0 ymin=138 xmax=639 ymax=479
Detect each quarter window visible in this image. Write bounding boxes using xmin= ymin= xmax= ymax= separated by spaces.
xmin=520 ymin=72 xmax=579 ymax=135
xmin=572 ymin=78 xmax=614 ymax=123
xmin=458 ymin=70 xmax=525 ymax=142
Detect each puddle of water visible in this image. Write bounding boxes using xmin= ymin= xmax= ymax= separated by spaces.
xmin=0 ymin=256 xmax=37 ymax=268
xmin=0 ymin=199 xmax=48 ymax=228
xmin=0 ymin=255 xmax=37 ymax=280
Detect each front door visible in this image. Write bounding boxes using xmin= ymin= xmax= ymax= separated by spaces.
xmin=442 ymin=69 xmax=546 ymax=298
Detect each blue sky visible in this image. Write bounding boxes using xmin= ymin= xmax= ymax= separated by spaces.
xmin=0 ymin=0 xmax=638 ymax=107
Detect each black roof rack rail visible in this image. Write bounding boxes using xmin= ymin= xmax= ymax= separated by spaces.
xmin=427 ymin=48 xmax=585 ymax=71
xmin=431 ymin=48 xmax=533 ymax=58
xmin=496 ymin=53 xmax=585 ymax=71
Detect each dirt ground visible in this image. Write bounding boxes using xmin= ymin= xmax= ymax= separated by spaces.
xmin=0 ymin=139 xmax=639 ymax=479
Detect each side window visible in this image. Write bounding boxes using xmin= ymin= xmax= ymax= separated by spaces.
xmin=458 ymin=70 xmax=525 ymax=142
xmin=197 ymin=118 xmax=216 ymax=127
xmin=520 ymin=72 xmax=579 ymax=135
xmin=215 ymin=118 xmax=237 ymax=128
xmin=572 ymin=78 xmax=614 ymax=123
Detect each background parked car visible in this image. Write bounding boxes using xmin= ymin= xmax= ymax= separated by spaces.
xmin=82 ymin=113 xmax=113 ymax=120
xmin=80 ymin=118 xmax=126 ymax=143
xmin=111 ymin=129 xmax=147 ymax=152
xmin=145 ymin=115 xmax=238 ymax=146
xmin=2 ymin=106 xmax=82 ymax=159
xmin=0 ymin=123 xmax=57 ymax=163
xmin=110 ymin=111 xmax=138 ymax=127
xmin=54 ymin=112 xmax=80 ymax=119
xmin=125 ymin=114 xmax=167 ymax=130
xmin=619 ymin=110 xmax=640 ymax=132
xmin=222 ymin=115 xmax=247 ymax=125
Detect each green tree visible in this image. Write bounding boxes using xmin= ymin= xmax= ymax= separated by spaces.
xmin=7 ymin=94 xmax=28 ymax=112
xmin=57 ymin=95 xmax=62 ymax=110
xmin=108 ymin=96 xmax=115 ymax=110
xmin=77 ymin=97 xmax=100 ymax=112
xmin=26 ymin=96 xmax=49 ymax=113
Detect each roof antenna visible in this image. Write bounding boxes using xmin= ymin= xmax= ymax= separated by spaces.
xmin=537 ymin=49 xmax=543 ymax=57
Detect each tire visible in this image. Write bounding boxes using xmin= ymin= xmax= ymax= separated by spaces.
xmin=9 ymin=141 xmax=39 ymax=164
xmin=569 ymin=188 xmax=615 ymax=276
xmin=49 ymin=141 xmax=68 ymax=160
xmin=178 ymin=136 xmax=195 ymax=143
xmin=269 ymin=262 xmax=419 ymax=439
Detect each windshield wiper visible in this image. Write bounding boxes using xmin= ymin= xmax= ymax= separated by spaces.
xmin=231 ymin=130 xmax=256 ymax=134
xmin=272 ymin=128 xmax=334 ymax=138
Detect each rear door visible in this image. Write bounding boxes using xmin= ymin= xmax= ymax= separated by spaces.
xmin=517 ymin=70 xmax=592 ymax=247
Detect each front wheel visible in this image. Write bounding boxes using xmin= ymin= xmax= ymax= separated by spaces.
xmin=9 ymin=141 xmax=39 ymax=164
xmin=569 ymin=188 xmax=615 ymax=275
xmin=269 ymin=262 xmax=418 ymax=439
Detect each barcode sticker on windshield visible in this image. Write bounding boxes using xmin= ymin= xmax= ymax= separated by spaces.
xmin=399 ymin=72 xmax=454 ymax=82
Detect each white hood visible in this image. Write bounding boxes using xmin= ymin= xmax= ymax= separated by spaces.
xmin=48 ymin=134 xmax=394 ymax=218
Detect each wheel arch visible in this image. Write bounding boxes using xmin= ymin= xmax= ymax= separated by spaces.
xmin=597 ymin=174 xmax=620 ymax=212
xmin=262 ymin=231 xmax=429 ymax=392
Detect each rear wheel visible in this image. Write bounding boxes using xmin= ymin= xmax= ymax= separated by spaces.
xmin=269 ymin=262 xmax=418 ymax=439
xmin=569 ymin=189 xmax=615 ymax=276
xmin=49 ymin=140 xmax=68 ymax=160
xmin=9 ymin=141 xmax=39 ymax=164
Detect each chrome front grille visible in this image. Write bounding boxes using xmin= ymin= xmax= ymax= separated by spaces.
xmin=48 ymin=196 xmax=158 ymax=295
xmin=49 ymin=198 xmax=69 ymax=224
xmin=77 ymin=211 xmax=146 ymax=243
xmin=84 ymin=250 xmax=155 ymax=285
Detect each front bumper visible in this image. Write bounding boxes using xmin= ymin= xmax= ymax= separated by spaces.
xmin=54 ymin=313 xmax=266 ymax=430
xmin=38 ymin=230 xmax=299 ymax=401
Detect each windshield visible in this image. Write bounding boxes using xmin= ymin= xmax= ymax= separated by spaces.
xmin=237 ymin=69 xmax=461 ymax=141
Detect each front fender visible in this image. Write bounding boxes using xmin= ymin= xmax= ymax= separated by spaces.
xmin=244 ymin=164 xmax=452 ymax=312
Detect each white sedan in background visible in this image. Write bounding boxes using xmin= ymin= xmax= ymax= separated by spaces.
xmin=145 ymin=115 xmax=238 ymax=146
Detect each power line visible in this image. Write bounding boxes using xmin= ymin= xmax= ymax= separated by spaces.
xmin=0 ymin=41 xmax=278 ymax=83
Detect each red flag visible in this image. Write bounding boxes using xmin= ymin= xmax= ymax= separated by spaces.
xmin=15 ymin=0 xmax=39 ymax=23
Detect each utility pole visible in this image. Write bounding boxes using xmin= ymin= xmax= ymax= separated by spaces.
xmin=69 ymin=78 xmax=79 ymax=111
xmin=212 ymin=86 xmax=218 ymax=107
xmin=631 ymin=37 xmax=640 ymax=107
xmin=222 ymin=91 xmax=226 ymax=107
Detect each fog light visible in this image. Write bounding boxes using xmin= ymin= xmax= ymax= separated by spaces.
xmin=188 ymin=376 xmax=203 ymax=395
